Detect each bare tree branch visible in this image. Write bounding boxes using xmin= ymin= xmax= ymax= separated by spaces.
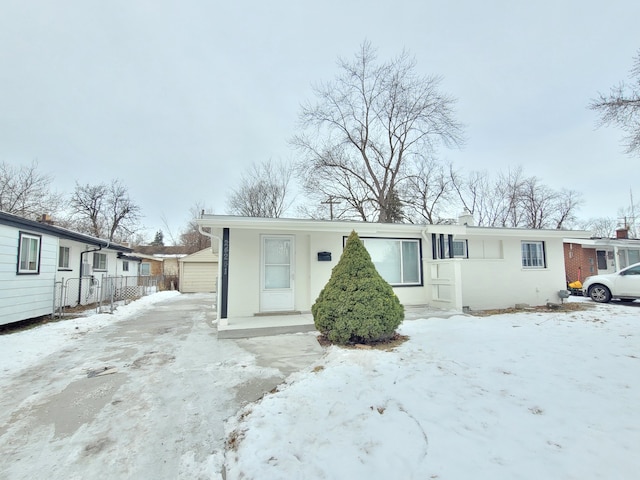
xmin=590 ymin=49 xmax=640 ymax=155
xmin=293 ymin=42 xmax=463 ymax=223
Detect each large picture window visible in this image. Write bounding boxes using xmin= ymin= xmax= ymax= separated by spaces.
xmin=18 ymin=232 xmax=41 ymax=274
xmin=522 ymin=241 xmax=546 ymax=268
xmin=358 ymin=237 xmax=422 ymax=286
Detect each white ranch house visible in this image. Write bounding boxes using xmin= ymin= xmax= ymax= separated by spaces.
xmin=0 ymin=211 xmax=139 ymax=326
xmin=196 ymin=214 xmax=592 ymax=331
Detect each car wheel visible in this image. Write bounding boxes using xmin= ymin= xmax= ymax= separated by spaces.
xmin=588 ymin=285 xmax=611 ymax=303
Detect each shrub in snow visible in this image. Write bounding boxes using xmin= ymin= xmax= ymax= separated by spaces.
xmin=312 ymin=230 xmax=404 ymax=344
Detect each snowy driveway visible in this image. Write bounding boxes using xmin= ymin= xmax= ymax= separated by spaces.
xmin=0 ymin=292 xmax=323 ymax=479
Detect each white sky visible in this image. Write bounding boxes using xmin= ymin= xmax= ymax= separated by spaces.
xmin=1 ymin=1 xmax=638 ymax=241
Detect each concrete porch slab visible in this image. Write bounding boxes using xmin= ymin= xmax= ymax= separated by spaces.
xmin=215 ymin=305 xmax=463 ymax=339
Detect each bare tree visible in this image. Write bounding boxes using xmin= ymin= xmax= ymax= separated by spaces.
xmin=0 ymin=160 xmax=62 ymax=219
xmin=404 ymin=159 xmax=454 ymax=224
xmin=179 ymin=201 xmax=213 ymax=253
xmin=590 ymin=49 xmax=640 ymax=155
xmin=227 ymin=159 xmax=294 ymax=218
xmin=580 ymin=217 xmax=619 ymax=238
xmin=292 ymin=42 xmax=463 ymax=223
xmin=70 ymin=179 xmax=141 ymax=242
xmin=451 ymin=166 xmax=582 ymax=229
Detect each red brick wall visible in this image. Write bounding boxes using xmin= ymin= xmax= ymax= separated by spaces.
xmin=564 ymin=243 xmax=597 ymax=284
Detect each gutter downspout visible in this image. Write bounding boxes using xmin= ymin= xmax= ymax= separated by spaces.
xmin=198 ymin=225 xmax=225 ymax=325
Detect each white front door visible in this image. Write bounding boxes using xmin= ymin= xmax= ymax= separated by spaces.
xmin=260 ymin=235 xmax=295 ymax=312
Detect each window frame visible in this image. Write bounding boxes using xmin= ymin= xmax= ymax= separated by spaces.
xmin=93 ymin=252 xmax=107 ymax=271
xmin=122 ymin=260 xmax=129 ymax=272
xmin=140 ymin=263 xmax=151 ymax=276
xmin=58 ymin=246 xmax=71 ymax=270
xmin=346 ymin=236 xmax=423 ymax=287
xmin=17 ymin=232 xmax=42 ymax=275
xmin=521 ymin=241 xmax=546 ymax=269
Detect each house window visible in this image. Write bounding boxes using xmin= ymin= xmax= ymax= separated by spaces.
xmin=18 ymin=232 xmax=41 ymax=274
xmin=122 ymin=261 xmax=129 ymax=272
xmin=59 ymin=246 xmax=70 ymax=269
xmin=521 ymin=241 xmax=546 ymax=268
xmin=140 ymin=263 xmax=150 ymax=276
xmin=359 ymin=237 xmax=422 ymax=286
xmin=439 ymin=239 xmax=468 ymax=258
xmin=451 ymin=240 xmax=468 ymax=258
xmin=93 ymin=252 xmax=107 ymax=270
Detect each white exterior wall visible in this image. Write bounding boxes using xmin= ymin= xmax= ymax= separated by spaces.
xmin=0 ymin=224 xmax=58 ymax=325
xmin=200 ymin=216 xmax=588 ymax=321
xmin=459 ymin=235 xmax=567 ymax=310
xmin=225 ymin=228 xmax=433 ymax=318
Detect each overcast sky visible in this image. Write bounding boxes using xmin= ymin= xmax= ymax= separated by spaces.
xmin=1 ymin=1 xmax=638 ymax=242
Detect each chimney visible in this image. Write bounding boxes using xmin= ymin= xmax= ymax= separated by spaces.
xmin=616 ymin=228 xmax=629 ymax=239
xmin=458 ymin=210 xmax=474 ymax=226
xmin=38 ymin=213 xmax=53 ymax=225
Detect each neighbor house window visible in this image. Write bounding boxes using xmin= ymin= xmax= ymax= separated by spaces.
xmin=522 ymin=241 xmax=546 ymax=268
xmin=140 ymin=263 xmax=150 ymax=276
xmin=93 ymin=252 xmax=107 ymax=270
xmin=18 ymin=232 xmax=41 ymax=274
xmin=358 ymin=237 xmax=422 ymax=286
xmin=59 ymin=246 xmax=70 ymax=269
xmin=122 ymin=261 xmax=129 ymax=272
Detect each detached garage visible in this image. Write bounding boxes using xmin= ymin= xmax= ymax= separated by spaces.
xmin=179 ymin=248 xmax=218 ymax=293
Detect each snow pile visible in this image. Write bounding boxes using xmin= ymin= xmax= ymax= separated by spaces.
xmin=225 ymin=303 xmax=640 ymax=479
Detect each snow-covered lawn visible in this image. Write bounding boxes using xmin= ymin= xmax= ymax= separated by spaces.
xmin=1 ymin=295 xmax=638 ymax=479
xmin=225 ymin=299 xmax=640 ymax=480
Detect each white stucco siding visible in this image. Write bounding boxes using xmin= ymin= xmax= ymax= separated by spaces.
xmin=0 ymin=225 xmax=58 ymax=325
xmin=227 ymin=229 xmax=262 ymax=316
xmin=459 ymin=236 xmax=567 ymax=310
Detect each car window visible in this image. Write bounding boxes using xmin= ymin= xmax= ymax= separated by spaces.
xmin=623 ymin=266 xmax=640 ymax=275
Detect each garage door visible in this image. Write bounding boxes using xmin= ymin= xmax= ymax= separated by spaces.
xmin=182 ymin=263 xmax=217 ymax=293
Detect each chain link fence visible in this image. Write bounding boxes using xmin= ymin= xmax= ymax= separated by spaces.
xmin=54 ymin=275 xmax=166 ymax=317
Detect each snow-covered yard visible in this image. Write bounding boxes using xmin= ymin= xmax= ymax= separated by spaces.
xmin=225 ymin=299 xmax=640 ymax=480
xmin=1 ymin=294 xmax=638 ymax=479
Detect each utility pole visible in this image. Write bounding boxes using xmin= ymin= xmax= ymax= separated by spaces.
xmin=321 ymin=196 xmax=341 ymax=220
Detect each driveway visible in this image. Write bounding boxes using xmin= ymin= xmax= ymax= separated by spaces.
xmin=0 ymin=293 xmax=324 ymax=479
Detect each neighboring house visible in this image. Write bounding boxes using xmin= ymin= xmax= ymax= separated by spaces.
xmin=0 ymin=211 xmax=137 ymax=326
xmin=179 ymin=248 xmax=219 ymax=293
xmin=196 ymin=214 xmax=592 ymax=326
xmin=564 ymin=228 xmax=640 ymax=283
xmin=133 ymin=246 xmax=190 ymax=277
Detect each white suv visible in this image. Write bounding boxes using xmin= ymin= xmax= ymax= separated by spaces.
xmin=582 ymin=262 xmax=640 ymax=303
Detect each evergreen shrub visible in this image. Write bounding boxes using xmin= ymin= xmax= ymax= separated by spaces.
xmin=312 ymin=230 xmax=404 ymax=344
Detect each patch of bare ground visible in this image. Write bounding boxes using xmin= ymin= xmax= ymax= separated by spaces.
xmin=316 ymin=332 xmax=409 ymax=351
xmin=472 ymin=302 xmax=594 ymax=317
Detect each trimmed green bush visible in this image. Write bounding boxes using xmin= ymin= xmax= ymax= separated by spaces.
xmin=312 ymin=230 xmax=404 ymax=344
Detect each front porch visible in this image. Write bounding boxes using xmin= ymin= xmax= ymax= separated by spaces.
xmin=215 ymin=305 xmax=463 ymax=339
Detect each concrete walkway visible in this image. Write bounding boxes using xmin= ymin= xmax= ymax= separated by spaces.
xmin=0 ymin=293 xmax=324 ymax=480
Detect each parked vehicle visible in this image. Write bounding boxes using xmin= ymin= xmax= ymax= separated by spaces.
xmin=582 ymin=262 xmax=640 ymax=303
